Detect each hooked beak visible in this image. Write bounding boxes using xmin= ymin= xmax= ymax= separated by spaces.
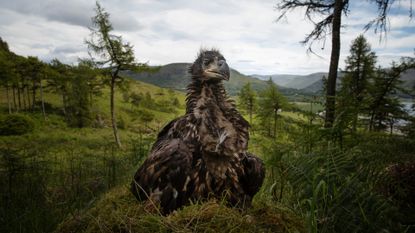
xmin=204 ymin=59 xmax=230 ymax=81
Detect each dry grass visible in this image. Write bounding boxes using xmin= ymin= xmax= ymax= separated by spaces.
xmin=55 ymin=186 xmax=304 ymax=233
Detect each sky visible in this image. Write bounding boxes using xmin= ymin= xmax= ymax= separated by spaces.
xmin=0 ymin=0 xmax=414 ymax=75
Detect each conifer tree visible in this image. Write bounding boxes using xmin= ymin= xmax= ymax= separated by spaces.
xmin=238 ymin=82 xmax=257 ymax=124
xmin=337 ymin=35 xmax=376 ymax=131
xmin=258 ymin=78 xmax=288 ymax=138
xmin=276 ymin=0 xmax=412 ymax=128
xmin=86 ymin=2 xmax=148 ymax=147
xmin=368 ymin=59 xmax=414 ymax=131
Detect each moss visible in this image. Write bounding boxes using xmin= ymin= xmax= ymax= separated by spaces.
xmin=55 ymin=186 xmax=304 ymax=233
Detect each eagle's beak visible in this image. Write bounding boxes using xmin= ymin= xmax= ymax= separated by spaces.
xmin=203 ymin=59 xmax=230 ymax=81
xmin=218 ymin=60 xmax=230 ymax=81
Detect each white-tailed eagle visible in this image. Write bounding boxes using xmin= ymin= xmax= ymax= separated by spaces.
xmin=131 ymin=49 xmax=265 ymax=214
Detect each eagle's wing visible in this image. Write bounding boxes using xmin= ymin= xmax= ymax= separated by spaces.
xmin=150 ymin=118 xmax=179 ymax=150
xmin=131 ymin=138 xmax=193 ymax=214
xmin=240 ymin=152 xmax=265 ymax=197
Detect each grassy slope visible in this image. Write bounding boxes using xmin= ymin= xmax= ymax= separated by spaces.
xmin=4 ymin=76 xmax=414 ymax=232
xmin=0 ymin=78 xmax=307 ymax=233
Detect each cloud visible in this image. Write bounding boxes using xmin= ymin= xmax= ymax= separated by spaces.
xmin=0 ymin=0 xmax=413 ymax=75
xmin=1 ymin=0 xmax=92 ymax=27
xmin=0 ymin=0 xmax=142 ymax=31
xmin=52 ymin=44 xmax=84 ymax=54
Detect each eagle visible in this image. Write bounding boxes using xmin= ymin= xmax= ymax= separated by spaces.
xmin=131 ymin=49 xmax=265 ymax=214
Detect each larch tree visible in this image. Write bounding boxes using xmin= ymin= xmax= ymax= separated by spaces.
xmin=48 ymin=59 xmax=72 ymax=120
xmin=0 ymin=40 xmax=14 ymax=114
xmin=38 ymin=62 xmax=52 ymax=120
xmin=368 ymin=58 xmax=415 ymax=131
xmin=275 ymin=0 xmax=413 ymax=128
xmin=86 ymin=2 xmax=148 ymax=147
xmin=337 ymin=35 xmax=377 ymax=132
xmin=238 ymin=82 xmax=257 ymax=125
xmin=258 ymin=78 xmax=288 ymax=138
xmin=26 ymin=56 xmax=43 ymax=111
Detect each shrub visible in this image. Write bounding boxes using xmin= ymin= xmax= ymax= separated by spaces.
xmin=0 ymin=114 xmax=35 ymax=136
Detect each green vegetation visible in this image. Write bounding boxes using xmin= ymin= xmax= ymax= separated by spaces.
xmin=1 ymin=5 xmax=415 ymax=233
xmin=0 ymin=114 xmax=35 ymax=135
xmin=337 ymin=35 xmax=376 ymax=132
xmin=86 ymin=2 xmax=151 ymax=147
xmin=55 ymin=186 xmax=304 ymax=233
xmin=238 ymin=82 xmax=257 ymax=124
xmin=258 ymin=78 xmax=289 ymax=138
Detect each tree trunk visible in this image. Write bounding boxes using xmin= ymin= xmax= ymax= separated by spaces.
xmin=62 ymin=94 xmax=66 ymax=114
xmin=273 ymin=109 xmax=278 ymax=138
xmin=12 ymin=87 xmax=17 ymax=112
xmin=5 ymin=86 xmax=11 ymax=114
xmin=90 ymin=92 xmax=94 ymax=109
xmin=26 ymin=86 xmax=31 ymax=110
xmin=369 ymin=112 xmax=374 ymax=131
xmin=352 ymin=114 xmax=358 ymax=132
xmin=110 ymin=76 xmax=122 ymax=148
xmin=390 ymin=120 xmax=394 ymax=135
xmin=324 ymin=0 xmax=343 ymax=128
xmin=40 ymin=80 xmax=46 ymax=120
xmin=248 ymin=102 xmax=253 ymax=125
xmin=32 ymin=80 xmax=37 ymax=110
xmin=22 ymin=86 xmax=27 ymax=110
xmin=17 ymin=86 xmax=21 ymax=110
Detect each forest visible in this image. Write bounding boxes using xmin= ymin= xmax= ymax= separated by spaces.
xmin=1 ymin=1 xmax=415 ymax=233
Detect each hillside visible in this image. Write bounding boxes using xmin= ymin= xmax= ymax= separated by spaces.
xmin=300 ymin=69 xmax=415 ymax=95
xmin=2 ymin=63 xmax=415 ymax=233
xmin=125 ymin=63 xmax=413 ymax=98
xmin=123 ymin=63 xmax=298 ymax=96
xmin=0 ymin=74 xmax=307 ymax=233
xmin=252 ymin=73 xmax=326 ymax=90
xmin=124 ymin=63 xmax=268 ymax=95
xmin=251 ymin=74 xmax=299 ymax=87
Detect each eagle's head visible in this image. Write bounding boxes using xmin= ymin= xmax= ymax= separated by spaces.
xmin=189 ymin=49 xmax=230 ymax=82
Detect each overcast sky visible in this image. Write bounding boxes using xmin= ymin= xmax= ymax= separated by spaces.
xmin=0 ymin=0 xmax=414 ymax=75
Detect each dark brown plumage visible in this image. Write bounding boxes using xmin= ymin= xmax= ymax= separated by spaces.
xmin=131 ymin=49 xmax=265 ymax=214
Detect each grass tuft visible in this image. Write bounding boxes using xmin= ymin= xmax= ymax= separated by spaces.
xmin=55 ymin=186 xmax=304 ymax=233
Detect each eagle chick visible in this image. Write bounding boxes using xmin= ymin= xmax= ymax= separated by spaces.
xmin=131 ymin=49 xmax=265 ymax=214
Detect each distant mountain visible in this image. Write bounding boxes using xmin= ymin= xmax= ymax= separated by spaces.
xmin=124 ymin=63 xmax=275 ymax=96
xmin=252 ymin=73 xmax=327 ymax=90
xmin=124 ymin=63 xmax=415 ymax=97
xmin=123 ymin=63 xmax=190 ymax=92
xmin=251 ymin=74 xmax=300 ymax=87
xmin=301 ymin=80 xmax=324 ymax=94
xmin=298 ymin=69 xmax=415 ymax=95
